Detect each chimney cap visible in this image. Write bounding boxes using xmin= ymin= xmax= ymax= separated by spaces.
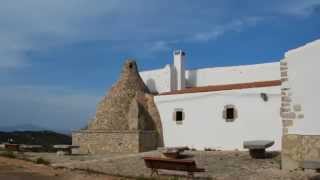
xmin=174 ymin=50 xmax=186 ymax=56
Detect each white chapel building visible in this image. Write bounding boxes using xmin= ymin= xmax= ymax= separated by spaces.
xmin=138 ymin=38 xmax=320 ymax=159
xmin=139 ymin=50 xmax=282 ymax=151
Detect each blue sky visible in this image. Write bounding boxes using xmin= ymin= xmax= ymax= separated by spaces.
xmin=0 ymin=0 xmax=319 ymax=131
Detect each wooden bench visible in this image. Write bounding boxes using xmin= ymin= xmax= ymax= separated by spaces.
xmin=4 ymin=144 xmax=20 ymax=152
xmin=20 ymin=145 xmax=43 ymax=152
xmin=143 ymin=156 xmax=205 ymax=178
xmin=243 ymin=140 xmax=274 ymax=159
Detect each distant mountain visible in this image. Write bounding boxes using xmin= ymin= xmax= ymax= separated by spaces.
xmin=0 ymin=124 xmax=47 ymax=132
xmin=0 ymin=131 xmax=71 ymax=151
xmin=0 ymin=124 xmax=71 ymax=135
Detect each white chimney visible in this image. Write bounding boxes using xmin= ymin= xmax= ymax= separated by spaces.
xmin=173 ymin=50 xmax=186 ymax=90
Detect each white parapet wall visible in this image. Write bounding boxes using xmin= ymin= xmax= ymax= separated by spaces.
xmin=280 ymin=39 xmax=320 ymax=170
xmin=186 ymin=62 xmax=280 ymax=87
xmin=282 ymin=39 xmax=320 ymax=135
xmin=140 ymin=64 xmax=172 ymax=94
xmin=154 ymin=86 xmax=282 ymax=151
xmin=139 ymin=52 xmax=280 ymax=94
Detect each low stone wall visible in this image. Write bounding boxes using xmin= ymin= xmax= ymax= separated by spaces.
xmin=282 ymin=134 xmax=320 ymax=170
xmin=72 ymin=130 xmax=157 ymax=154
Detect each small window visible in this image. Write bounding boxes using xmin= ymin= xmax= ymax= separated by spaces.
xmin=176 ymin=111 xmax=183 ymax=121
xmin=226 ymin=108 xmax=234 ymax=119
xmin=223 ymin=105 xmax=237 ymax=122
xmin=173 ymin=108 xmax=184 ymax=124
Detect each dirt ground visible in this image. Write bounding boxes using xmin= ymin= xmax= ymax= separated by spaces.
xmin=2 ymin=151 xmax=320 ymax=180
xmin=48 ymin=150 xmax=320 ymax=180
xmin=0 ymin=156 xmax=125 ymax=180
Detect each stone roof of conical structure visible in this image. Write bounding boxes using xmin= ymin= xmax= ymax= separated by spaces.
xmin=88 ymin=60 xmax=152 ymax=131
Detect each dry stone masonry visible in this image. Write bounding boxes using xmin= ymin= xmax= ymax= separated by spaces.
xmin=72 ymin=60 xmax=163 ymax=154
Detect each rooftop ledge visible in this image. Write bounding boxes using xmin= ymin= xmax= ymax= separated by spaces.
xmin=158 ymin=80 xmax=281 ymax=96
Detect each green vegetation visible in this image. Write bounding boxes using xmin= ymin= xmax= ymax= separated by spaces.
xmin=35 ymin=157 xmax=50 ymax=165
xmin=0 ymin=151 xmax=16 ymax=158
xmin=0 ymin=131 xmax=71 ymax=152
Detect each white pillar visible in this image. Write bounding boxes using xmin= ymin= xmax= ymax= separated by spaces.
xmin=173 ymin=50 xmax=186 ymax=90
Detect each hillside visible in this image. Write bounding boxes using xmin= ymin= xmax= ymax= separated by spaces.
xmin=0 ymin=124 xmax=71 ymax=135
xmin=0 ymin=131 xmax=71 ymax=148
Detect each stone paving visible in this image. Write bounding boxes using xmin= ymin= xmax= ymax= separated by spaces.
xmin=22 ymin=150 xmax=320 ymax=179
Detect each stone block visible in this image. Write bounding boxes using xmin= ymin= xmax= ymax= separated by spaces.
xmin=281 ymin=103 xmax=291 ymax=107
xmin=300 ymin=160 xmax=320 ymax=170
xmin=282 ymin=134 xmax=320 ymax=170
xmin=281 ymin=71 xmax=288 ymax=77
xmin=283 ymin=120 xmax=293 ymax=127
xmin=282 ymin=154 xmax=300 ymax=170
xmin=293 ymin=104 xmax=302 ymax=112
xmin=280 ymin=67 xmax=288 ymax=71
xmin=243 ymin=140 xmax=274 ymax=149
xmin=282 ymin=134 xmax=303 ymax=170
xmin=281 ymin=78 xmax=288 ymax=82
xmin=282 ymin=96 xmax=292 ymax=102
xmin=281 ymin=107 xmax=291 ymax=113
xmin=281 ymin=112 xmax=296 ymax=119
xmin=280 ymin=61 xmax=287 ymax=66
xmin=301 ymin=135 xmax=320 ymax=160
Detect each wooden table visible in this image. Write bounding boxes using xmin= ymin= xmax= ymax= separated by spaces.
xmin=243 ymin=140 xmax=274 ymax=159
xmin=53 ymin=145 xmax=79 ymax=155
xmin=4 ymin=144 xmax=20 ymax=151
xmin=20 ymin=145 xmax=43 ymax=152
xmin=162 ymin=146 xmax=189 ymax=159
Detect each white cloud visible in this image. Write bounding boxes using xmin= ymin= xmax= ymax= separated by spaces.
xmin=0 ymin=0 xmax=319 ymax=70
xmin=0 ymin=0 xmax=126 ymax=70
xmin=277 ymin=0 xmax=320 ymax=17
xmin=148 ymin=41 xmax=171 ymax=52
xmin=189 ymin=17 xmax=263 ymax=42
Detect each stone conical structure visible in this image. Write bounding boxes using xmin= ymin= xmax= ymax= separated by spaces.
xmin=89 ymin=60 xmax=150 ymax=130
xmin=72 ymin=60 xmax=163 ymax=154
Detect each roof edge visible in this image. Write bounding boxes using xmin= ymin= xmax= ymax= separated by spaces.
xmin=158 ymin=80 xmax=281 ymax=96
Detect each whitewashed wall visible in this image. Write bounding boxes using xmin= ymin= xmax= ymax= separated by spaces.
xmin=154 ymin=86 xmax=282 ymax=150
xmin=283 ymin=39 xmax=320 ymax=135
xmin=186 ymin=62 xmax=280 ymax=87
xmin=140 ymin=65 xmax=172 ymax=93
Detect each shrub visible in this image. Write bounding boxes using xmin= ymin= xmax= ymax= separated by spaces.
xmin=0 ymin=151 xmax=16 ymax=158
xmin=35 ymin=157 xmax=50 ymax=165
